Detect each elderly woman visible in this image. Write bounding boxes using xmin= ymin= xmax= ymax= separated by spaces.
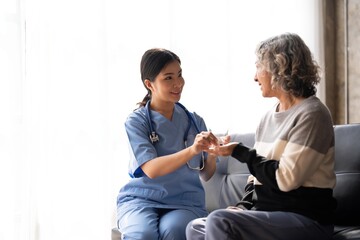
xmin=186 ymin=33 xmax=337 ymax=240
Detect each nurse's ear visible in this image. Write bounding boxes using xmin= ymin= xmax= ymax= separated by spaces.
xmin=144 ymin=79 xmax=154 ymax=92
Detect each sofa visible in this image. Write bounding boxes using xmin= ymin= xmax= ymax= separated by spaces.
xmin=112 ymin=123 xmax=360 ymax=240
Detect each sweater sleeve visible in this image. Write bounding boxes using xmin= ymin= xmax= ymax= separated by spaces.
xmin=231 ymin=143 xmax=280 ymax=190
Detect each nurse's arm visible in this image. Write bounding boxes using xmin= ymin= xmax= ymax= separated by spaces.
xmin=199 ymin=154 xmax=216 ymax=181
xmin=141 ymin=147 xmax=200 ymax=179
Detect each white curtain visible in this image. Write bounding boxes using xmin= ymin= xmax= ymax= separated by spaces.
xmin=0 ymin=0 xmax=323 ymax=239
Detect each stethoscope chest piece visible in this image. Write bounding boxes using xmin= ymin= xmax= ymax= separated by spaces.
xmin=150 ymin=131 xmax=159 ymax=143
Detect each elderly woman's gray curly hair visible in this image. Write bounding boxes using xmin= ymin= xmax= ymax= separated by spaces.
xmin=255 ymin=32 xmax=321 ymax=98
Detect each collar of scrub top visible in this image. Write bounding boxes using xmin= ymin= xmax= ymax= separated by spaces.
xmin=145 ymin=100 xmax=201 ymax=144
xmin=145 ymin=100 xmax=205 ymax=170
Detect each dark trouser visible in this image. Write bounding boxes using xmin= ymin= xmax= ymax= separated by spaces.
xmin=186 ymin=208 xmax=333 ymax=240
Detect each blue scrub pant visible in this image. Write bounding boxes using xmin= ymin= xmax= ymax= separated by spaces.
xmin=186 ymin=208 xmax=334 ymax=240
xmin=118 ymin=206 xmax=200 ymax=240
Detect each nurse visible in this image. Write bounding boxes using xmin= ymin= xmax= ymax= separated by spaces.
xmin=116 ymin=48 xmax=219 ymax=240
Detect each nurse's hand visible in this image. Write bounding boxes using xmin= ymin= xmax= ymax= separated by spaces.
xmin=192 ymin=131 xmax=218 ymax=155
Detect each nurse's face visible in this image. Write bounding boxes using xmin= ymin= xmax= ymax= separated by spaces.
xmin=254 ymin=62 xmax=274 ymax=98
xmin=147 ymin=60 xmax=184 ymax=104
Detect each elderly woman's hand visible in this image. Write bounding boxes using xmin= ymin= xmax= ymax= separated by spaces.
xmin=205 ymin=142 xmax=239 ymax=156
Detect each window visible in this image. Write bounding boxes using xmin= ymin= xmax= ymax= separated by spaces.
xmin=1 ymin=1 xmax=323 ymax=239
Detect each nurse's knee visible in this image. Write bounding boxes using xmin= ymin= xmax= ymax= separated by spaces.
xmin=160 ymin=221 xmax=187 ymax=240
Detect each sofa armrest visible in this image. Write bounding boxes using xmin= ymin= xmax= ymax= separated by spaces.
xmin=333 ymin=124 xmax=360 ymax=226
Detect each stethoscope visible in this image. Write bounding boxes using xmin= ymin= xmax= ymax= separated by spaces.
xmin=145 ymin=100 xmax=204 ymax=170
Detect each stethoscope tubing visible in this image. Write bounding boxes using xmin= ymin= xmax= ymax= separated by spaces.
xmin=145 ymin=101 xmax=201 ymax=144
xmin=145 ymin=100 xmax=205 ymax=170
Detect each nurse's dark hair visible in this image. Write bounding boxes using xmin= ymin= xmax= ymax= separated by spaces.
xmin=255 ymin=32 xmax=320 ymax=98
xmin=136 ymin=48 xmax=181 ymax=109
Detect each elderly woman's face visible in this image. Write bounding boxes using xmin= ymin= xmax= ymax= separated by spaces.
xmin=254 ymin=62 xmax=273 ymax=97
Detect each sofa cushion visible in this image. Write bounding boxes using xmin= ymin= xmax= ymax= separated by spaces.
xmin=202 ymin=132 xmax=255 ymax=211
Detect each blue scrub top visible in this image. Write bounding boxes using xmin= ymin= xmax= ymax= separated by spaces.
xmin=117 ymin=103 xmax=208 ymax=217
